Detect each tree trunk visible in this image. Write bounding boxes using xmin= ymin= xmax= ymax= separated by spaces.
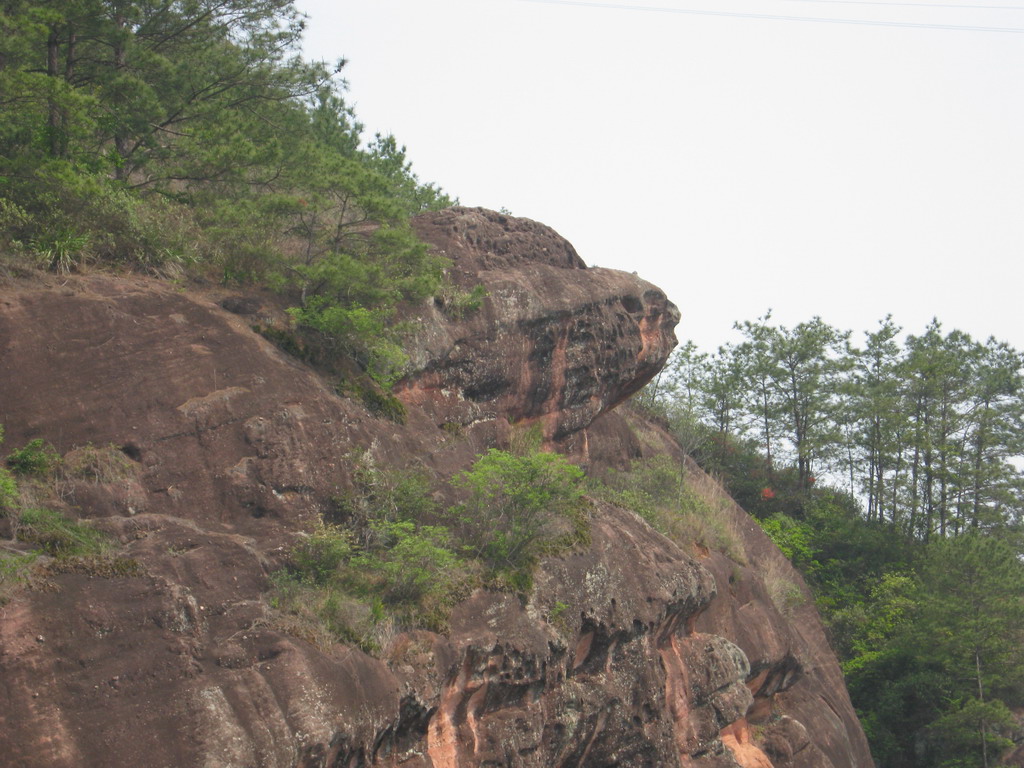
xmin=47 ymin=28 xmax=61 ymax=157
xmin=113 ymin=11 xmax=130 ymax=180
xmin=977 ymin=649 xmax=989 ymax=768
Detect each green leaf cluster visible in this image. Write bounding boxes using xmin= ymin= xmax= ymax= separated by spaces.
xmin=6 ymin=438 xmax=61 ymax=477
xmin=273 ymin=462 xmax=475 ymax=649
xmin=0 ymin=429 xmax=19 ymax=514
xmin=449 ymin=448 xmax=587 ymax=588
xmin=16 ymin=506 xmax=106 ymax=558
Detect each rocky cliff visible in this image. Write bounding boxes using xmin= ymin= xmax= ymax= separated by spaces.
xmin=0 ymin=208 xmax=872 ymax=767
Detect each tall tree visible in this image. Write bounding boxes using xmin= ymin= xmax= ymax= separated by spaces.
xmin=849 ymin=317 xmax=907 ymax=524
xmin=903 ymin=322 xmax=975 ymax=540
xmin=736 ymin=315 xmax=851 ymax=489
xmin=958 ymin=339 xmax=1024 ymax=532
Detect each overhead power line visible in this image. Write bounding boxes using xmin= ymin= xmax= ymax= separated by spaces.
xmin=775 ymin=0 xmax=1024 ymax=10
xmin=512 ymin=0 xmax=1024 ymax=32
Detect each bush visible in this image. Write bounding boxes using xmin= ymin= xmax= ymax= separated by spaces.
xmin=285 ymin=224 xmax=446 ymax=387
xmin=273 ymin=461 xmax=474 ymax=650
xmin=269 ymin=571 xmax=377 ymax=650
xmin=273 ymin=516 xmax=472 ymax=649
xmin=6 ymin=439 xmax=60 ymax=477
xmin=289 ymin=521 xmax=353 ymax=585
xmin=329 ymin=455 xmax=436 ymax=535
xmin=449 ymin=448 xmax=587 ymax=587
xmin=273 ymin=449 xmax=590 ymax=649
xmin=0 ymin=467 xmax=17 ymax=516
xmin=350 ymin=520 xmax=471 ymax=628
xmin=344 ymin=380 xmax=407 ymax=424
xmin=6 ymin=162 xmax=202 ymax=275
xmin=759 ymin=513 xmax=819 ymax=573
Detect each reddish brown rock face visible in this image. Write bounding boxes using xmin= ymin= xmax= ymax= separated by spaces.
xmin=0 ymin=210 xmax=871 ymax=767
xmin=399 ymin=208 xmax=680 ymax=446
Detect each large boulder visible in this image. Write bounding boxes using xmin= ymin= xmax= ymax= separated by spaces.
xmin=399 ymin=207 xmax=680 ymax=446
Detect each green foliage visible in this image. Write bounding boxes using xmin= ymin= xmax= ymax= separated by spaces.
xmin=275 ymin=447 xmax=590 ymax=647
xmin=350 ymin=521 xmax=467 ymax=621
xmin=273 ymin=460 xmax=475 ymax=651
xmin=648 ymin=314 xmax=1024 ymax=767
xmin=838 ymin=534 xmax=1024 ymax=768
xmin=0 ymin=0 xmax=454 ymax=384
xmin=833 ymin=571 xmax=916 ymax=662
xmin=254 ymin=325 xmax=315 ymax=363
xmin=926 ymin=699 xmax=1015 ymax=768
xmin=6 ymin=439 xmax=60 ymax=477
xmin=590 ymin=455 xmax=684 ymax=530
xmin=449 ymin=449 xmax=587 ymax=587
xmin=0 ymin=467 xmax=18 ymax=515
xmin=329 ymin=454 xmax=437 ymax=533
xmin=289 ymin=521 xmax=353 ymax=585
xmin=285 ymin=224 xmax=445 ymax=386
xmin=338 ymin=379 xmax=408 ymax=423
xmin=274 ymin=515 xmax=472 ymax=649
xmin=0 ymin=422 xmax=20 ymax=514
xmin=269 ymin=571 xmax=378 ymax=650
xmin=759 ymin=513 xmax=818 ymax=571
xmin=0 ymin=425 xmax=133 ymax=604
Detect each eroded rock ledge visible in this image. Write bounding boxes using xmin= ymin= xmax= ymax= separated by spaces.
xmin=400 ymin=207 xmax=680 ymax=446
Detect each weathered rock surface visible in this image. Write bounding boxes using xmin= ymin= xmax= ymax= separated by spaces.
xmin=0 ymin=210 xmax=872 ymax=767
xmin=401 ymin=208 xmax=680 ymax=446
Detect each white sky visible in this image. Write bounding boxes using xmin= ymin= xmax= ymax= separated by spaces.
xmin=294 ymin=0 xmax=1024 ymax=354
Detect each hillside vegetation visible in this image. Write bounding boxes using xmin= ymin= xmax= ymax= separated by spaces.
xmin=0 ymin=0 xmax=454 ymax=384
xmin=641 ymin=315 xmax=1024 ymax=768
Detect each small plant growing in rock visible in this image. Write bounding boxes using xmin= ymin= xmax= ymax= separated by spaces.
xmin=448 ymin=448 xmax=588 ymax=590
xmin=0 ymin=427 xmax=20 ymax=515
xmin=6 ymin=439 xmax=61 ymax=477
xmin=0 ymin=551 xmax=37 ymax=605
xmin=440 ymin=421 xmax=462 ymax=437
xmin=272 ymin=462 xmax=476 ymax=652
xmin=0 ymin=467 xmax=17 ymax=516
xmin=548 ymin=600 xmax=572 ymax=636
xmin=436 ymin=283 xmax=488 ymax=319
